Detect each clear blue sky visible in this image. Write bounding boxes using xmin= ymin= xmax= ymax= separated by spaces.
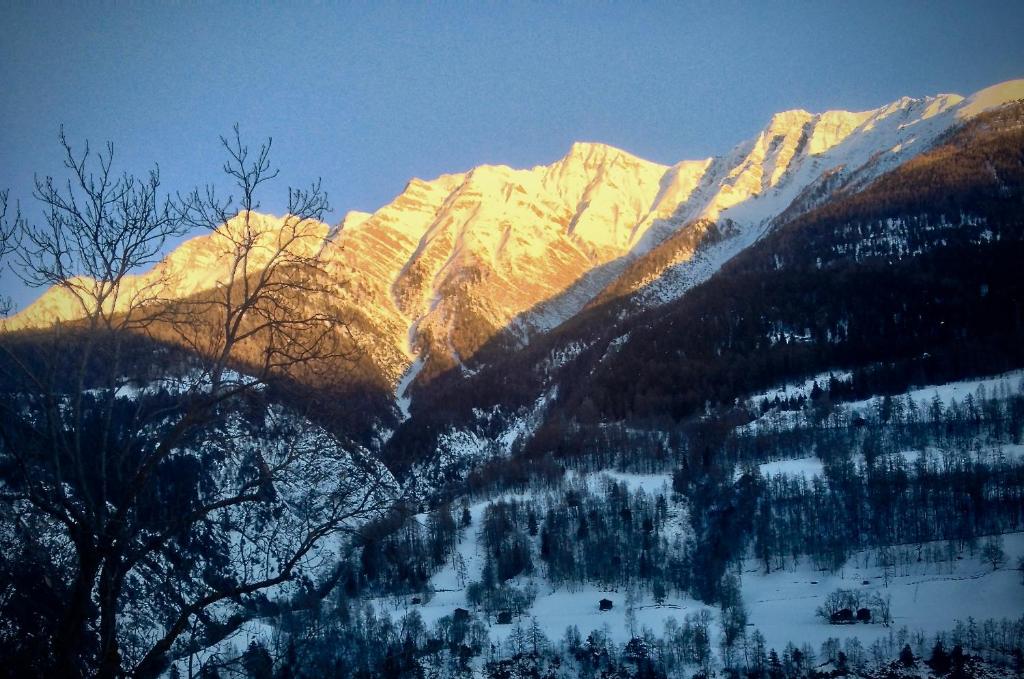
xmin=1 ymin=1 xmax=1023 ymax=307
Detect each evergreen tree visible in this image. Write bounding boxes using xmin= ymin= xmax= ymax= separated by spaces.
xmin=900 ymin=644 xmax=915 ymax=667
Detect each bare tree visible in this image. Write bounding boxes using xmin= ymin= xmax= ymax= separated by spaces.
xmin=166 ymin=124 xmax=355 ymax=397
xmin=0 ymin=128 xmax=392 ymax=679
xmin=980 ymin=535 xmax=1006 ymax=571
xmin=14 ymin=128 xmax=187 ymax=332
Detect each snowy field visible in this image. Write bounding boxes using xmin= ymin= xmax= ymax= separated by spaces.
xmin=567 ymin=469 xmax=674 ymax=495
xmin=742 ymin=532 xmax=1024 ymax=651
xmin=734 ymin=444 xmax=1024 ymax=485
xmin=373 ymin=520 xmax=1024 ymax=653
xmin=377 ymin=581 xmax=717 ymax=647
xmin=844 ymin=370 xmax=1024 ymax=416
xmin=754 ymin=457 xmax=827 ymax=480
xmin=739 ymin=369 xmax=1024 ymax=439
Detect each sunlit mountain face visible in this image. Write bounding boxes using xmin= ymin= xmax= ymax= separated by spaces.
xmin=10 ymin=80 xmax=1023 ymax=418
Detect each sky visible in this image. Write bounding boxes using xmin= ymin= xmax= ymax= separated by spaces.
xmin=1 ymin=1 xmax=1023 ymax=308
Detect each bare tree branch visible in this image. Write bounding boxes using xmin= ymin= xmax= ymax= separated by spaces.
xmin=0 ymin=127 xmax=391 ymax=679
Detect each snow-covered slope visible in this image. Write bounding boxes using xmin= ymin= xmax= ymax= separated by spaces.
xmin=623 ymin=81 xmax=1024 ymax=309
xmin=8 ymin=79 xmax=1023 ymax=418
xmin=740 ymin=370 xmax=1024 ymax=437
xmin=357 ymin=471 xmax=1024 ymax=664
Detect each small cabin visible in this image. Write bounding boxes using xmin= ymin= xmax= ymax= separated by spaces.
xmin=496 ymin=611 xmax=513 ymax=625
xmin=453 ymin=607 xmax=470 ymax=622
xmin=856 ymin=607 xmax=872 ymax=623
xmin=830 ymin=608 xmax=854 ymax=624
xmin=411 ymin=597 xmax=421 ymax=605
xmin=599 ymin=598 xmax=614 ymax=612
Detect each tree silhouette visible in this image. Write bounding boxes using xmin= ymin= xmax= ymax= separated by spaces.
xmin=0 ymin=128 xmax=394 ymax=678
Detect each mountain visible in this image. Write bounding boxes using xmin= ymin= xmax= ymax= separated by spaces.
xmin=5 ymin=78 xmax=1024 ymax=679
xmin=322 ymin=141 xmax=674 ymax=396
xmin=385 ymin=82 xmax=1024 ymax=485
xmin=7 ymin=79 xmax=1024 ymax=437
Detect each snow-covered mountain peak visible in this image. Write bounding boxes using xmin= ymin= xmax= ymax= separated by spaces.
xmin=556 ymin=141 xmax=654 ymax=168
xmin=541 ymin=141 xmax=668 ymax=209
xmin=957 ymin=78 xmax=1024 ymax=119
xmin=694 ymin=89 xmax=981 ymax=228
xmin=339 ymin=210 xmax=373 ymax=232
xmin=764 ymin=109 xmax=814 ymax=135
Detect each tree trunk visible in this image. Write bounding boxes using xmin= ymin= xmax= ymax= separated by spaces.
xmin=96 ymin=561 xmax=124 ymax=679
xmin=51 ymin=550 xmax=99 ymax=678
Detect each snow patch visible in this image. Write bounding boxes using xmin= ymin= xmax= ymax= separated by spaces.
xmin=395 ymin=356 xmax=425 ymax=420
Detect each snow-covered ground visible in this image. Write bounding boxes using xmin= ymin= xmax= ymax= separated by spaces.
xmin=566 ymin=469 xmax=674 ymax=495
xmin=742 ymin=532 xmax=1024 ymax=652
xmin=218 ymin=459 xmax=1024 ymax=668
xmin=407 ymin=389 xmax=559 ymax=498
xmin=395 ymin=356 xmax=425 ymax=420
xmin=888 ymin=444 xmax=1024 ymax=466
xmin=377 ymin=579 xmax=717 ymax=647
xmin=740 ymin=370 xmax=1024 ymax=436
xmin=738 ymin=445 xmax=1024 ymax=483
xmin=753 ymin=457 xmax=827 ymax=480
xmin=369 ymin=474 xmax=709 ymax=645
xmin=383 ymin=527 xmax=1024 ymax=654
xmin=370 ymin=478 xmax=1024 ymax=656
xmin=745 ymin=370 xmax=854 ymax=405
xmin=844 ymin=370 xmax=1024 ymax=416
